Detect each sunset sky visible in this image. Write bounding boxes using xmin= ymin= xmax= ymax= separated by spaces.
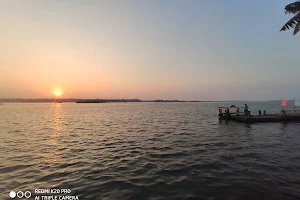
xmin=1 ymin=0 xmax=299 ymax=100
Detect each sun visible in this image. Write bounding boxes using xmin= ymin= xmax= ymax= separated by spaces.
xmin=54 ymin=90 xmax=62 ymax=97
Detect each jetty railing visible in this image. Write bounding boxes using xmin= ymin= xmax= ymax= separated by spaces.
xmin=282 ymin=110 xmax=300 ymax=117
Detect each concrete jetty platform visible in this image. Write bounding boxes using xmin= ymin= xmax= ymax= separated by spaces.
xmin=230 ymin=113 xmax=300 ymax=123
xmin=218 ymin=107 xmax=300 ymax=123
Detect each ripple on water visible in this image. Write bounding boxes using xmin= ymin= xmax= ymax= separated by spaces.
xmin=1 ymin=102 xmax=300 ymax=199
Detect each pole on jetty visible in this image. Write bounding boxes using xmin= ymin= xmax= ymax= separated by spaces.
xmin=294 ymin=97 xmax=296 ymax=112
xmin=282 ymin=110 xmax=287 ymax=121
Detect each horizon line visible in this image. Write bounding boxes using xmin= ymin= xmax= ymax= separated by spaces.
xmin=0 ymin=98 xmax=283 ymax=102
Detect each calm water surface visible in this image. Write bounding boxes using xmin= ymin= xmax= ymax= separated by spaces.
xmin=0 ymin=102 xmax=300 ymax=200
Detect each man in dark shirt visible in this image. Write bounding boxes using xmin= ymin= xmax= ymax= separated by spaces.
xmin=244 ymin=104 xmax=248 ymax=115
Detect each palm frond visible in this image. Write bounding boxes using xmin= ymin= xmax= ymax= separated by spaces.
xmin=293 ymin=21 xmax=300 ymax=34
xmin=285 ymin=1 xmax=300 ymax=14
xmin=280 ymin=13 xmax=300 ymax=31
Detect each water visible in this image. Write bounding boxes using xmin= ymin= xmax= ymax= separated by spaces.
xmin=1 ymin=102 xmax=300 ymax=200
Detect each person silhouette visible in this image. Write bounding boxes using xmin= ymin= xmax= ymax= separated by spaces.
xmin=244 ymin=104 xmax=248 ymax=115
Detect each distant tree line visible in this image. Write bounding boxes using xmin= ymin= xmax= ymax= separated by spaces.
xmin=0 ymin=98 xmax=142 ymax=103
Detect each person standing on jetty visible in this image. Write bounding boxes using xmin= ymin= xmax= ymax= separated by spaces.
xmin=244 ymin=104 xmax=248 ymax=115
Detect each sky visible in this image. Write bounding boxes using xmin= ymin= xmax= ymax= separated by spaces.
xmin=0 ymin=0 xmax=299 ymax=100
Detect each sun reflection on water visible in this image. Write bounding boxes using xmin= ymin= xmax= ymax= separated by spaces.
xmin=40 ymin=103 xmax=66 ymax=165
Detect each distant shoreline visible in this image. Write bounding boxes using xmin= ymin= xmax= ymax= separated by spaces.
xmin=0 ymin=98 xmax=221 ymax=103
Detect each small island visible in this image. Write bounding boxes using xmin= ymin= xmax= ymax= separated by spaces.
xmin=76 ymin=99 xmax=142 ymax=103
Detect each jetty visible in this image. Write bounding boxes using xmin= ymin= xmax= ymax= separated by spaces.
xmin=218 ymin=106 xmax=300 ymax=123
